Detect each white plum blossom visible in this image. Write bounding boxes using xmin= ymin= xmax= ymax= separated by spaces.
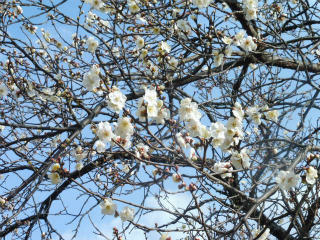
xmin=135 ymin=143 xmax=149 ymax=158
xmin=265 ymin=109 xmax=279 ymax=122
xmin=186 ymin=119 xmax=204 ymax=137
xmin=224 ymin=45 xmax=233 ymax=57
xmin=85 ymin=0 xmax=104 ymax=10
xmin=222 ymin=36 xmax=233 ymax=45
xmin=245 ymin=8 xmax=258 ymax=20
xmin=189 ymin=147 xmax=197 ymax=161
xmin=75 ymin=162 xmax=84 ymax=171
xmin=86 ymin=36 xmax=99 ymax=53
xmin=112 ymin=46 xmax=120 ymax=57
xmin=209 ymin=122 xmax=226 ymax=147
xmin=112 ymin=136 xmax=132 ymax=149
xmin=96 ymin=122 xmax=114 ymax=143
xmin=86 ymin=11 xmax=96 ymax=25
xmin=243 ymin=0 xmax=258 ymax=21
xmin=176 ymin=19 xmax=192 ymax=36
xmin=49 ymin=172 xmax=61 ymax=184
xmin=158 ymin=41 xmax=171 ymax=55
xmin=122 ymin=164 xmax=130 ymax=173
xmin=233 ymin=102 xmax=244 ymax=120
xmin=276 ymin=170 xmax=299 ymax=190
xmin=234 ymin=30 xmax=245 ymax=46
xmin=107 ymin=87 xmax=127 ymax=113
xmin=83 ymin=65 xmax=100 ymax=91
xmin=160 ymin=233 xmax=170 ymax=240
xmin=153 ymin=107 xmax=170 ymax=124
xmin=71 ymin=146 xmax=86 ymax=162
xmin=94 ymin=140 xmax=106 ymax=153
xmin=100 ymin=198 xmax=117 ymax=215
xmin=231 ymin=148 xmax=250 ymax=169
xmin=135 ymin=36 xmax=144 ymax=49
xmin=128 ymin=0 xmax=140 ymax=13
xmin=0 ymin=84 xmax=8 ymax=97
xmin=213 ymin=162 xmax=233 ymax=178
xmin=14 ymin=5 xmax=23 ymax=15
xmin=175 ymin=132 xmax=189 ymax=149
xmin=193 ymin=0 xmax=212 ymax=8
xmin=168 ymin=57 xmax=178 ymax=70
xmin=306 ymin=166 xmax=318 ymax=185
xmin=115 ymin=117 xmax=134 ymax=138
xmin=179 ymin=98 xmax=202 ymax=121
xmin=241 ymin=36 xmax=257 ymax=51
xmin=247 ymin=106 xmax=262 ymax=125
xmin=120 ymin=206 xmax=135 ymax=221
xmin=214 ymin=52 xmax=224 ymax=67
xmin=144 ymin=88 xmax=158 ymax=107
xmin=51 ymin=163 xmax=60 ymax=172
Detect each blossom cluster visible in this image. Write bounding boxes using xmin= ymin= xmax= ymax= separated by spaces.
xmin=136 ymin=87 xmax=170 ymax=124
xmin=243 ymin=0 xmax=258 ymax=21
xmin=48 ymin=163 xmax=61 ymax=184
xmin=100 ymin=198 xmax=135 ymax=222
xmin=83 ymin=65 xmax=101 ymax=92
xmin=215 ymin=31 xmax=258 ymax=67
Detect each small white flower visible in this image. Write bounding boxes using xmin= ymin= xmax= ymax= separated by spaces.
xmin=179 ymin=98 xmax=202 ymax=121
xmin=241 ymin=36 xmax=257 ymax=51
xmin=247 ymin=106 xmax=261 ymax=125
xmin=160 ymin=233 xmax=170 ymax=240
xmin=122 ymin=164 xmax=130 ymax=173
xmin=135 ymin=36 xmax=144 ymax=49
xmin=233 ymin=102 xmax=244 ymax=120
xmin=100 ymin=198 xmax=117 ymax=215
xmin=96 ymin=121 xmax=114 ymax=143
xmin=158 ymin=41 xmax=171 ymax=55
xmin=214 ymin=52 xmax=224 ymax=67
xmin=94 ymin=140 xmax=106 ymax=153
xmin=189 ymin=147 xmax=197 ymax=161
xmin=0 ymin=84 xmax=8 ymax=97
xmin=227 ymin=117 xmax=242 ymax=130
xmin=135 ymin=143 xmax=149 ymax=158
xmin=176 ymin=132 xmax=189 ymax=149
xmin=276 ymin=170 xmax=299 ymax=190
xmin=120 ymin=206 xmax=135 ymax=221
xmin=176 ymin=19 xmax=192 ymax=36
xmin=83 ymin=65 xmax=100 ymax=91
xmin=306 ymin=166 xmax=318 ymax=185
xmin=115 ymin=117 xmax=134 ymax=138
xmin=49 ymin=172 xmax=61 ymax=184
xmin=86 ymin=36 xmax=99 ymax=53
xmin=0 ymin=197 xmax=6 ymax=205
xmin=210 ymin=122 xmax=226 ymax=147
xmin=213 ymin=162 xmax=233 ymax=178
xmin=51 ymin=163 xmax=60 ymax=172
xmin=234 ymin=30 xmax=245 ymax=46
xmin=128 ymin=0 xmax=140 ymax=13
xmin=76 ymin=162 xmax=84 ymax=171
xmin=107 ymin=87 xmax=127 ymax=113
xmin=186 ymin=119 xmax=205 ymax=137
xmin=222 ymin=36 xmax=233 ymax=45
xmin=192 ymin=0 xmax=212 ymax=8
xmin=231 ymin=148 xmax=250 ymax=169
xmin=265 ymin=109 xmax=279 ymax=122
